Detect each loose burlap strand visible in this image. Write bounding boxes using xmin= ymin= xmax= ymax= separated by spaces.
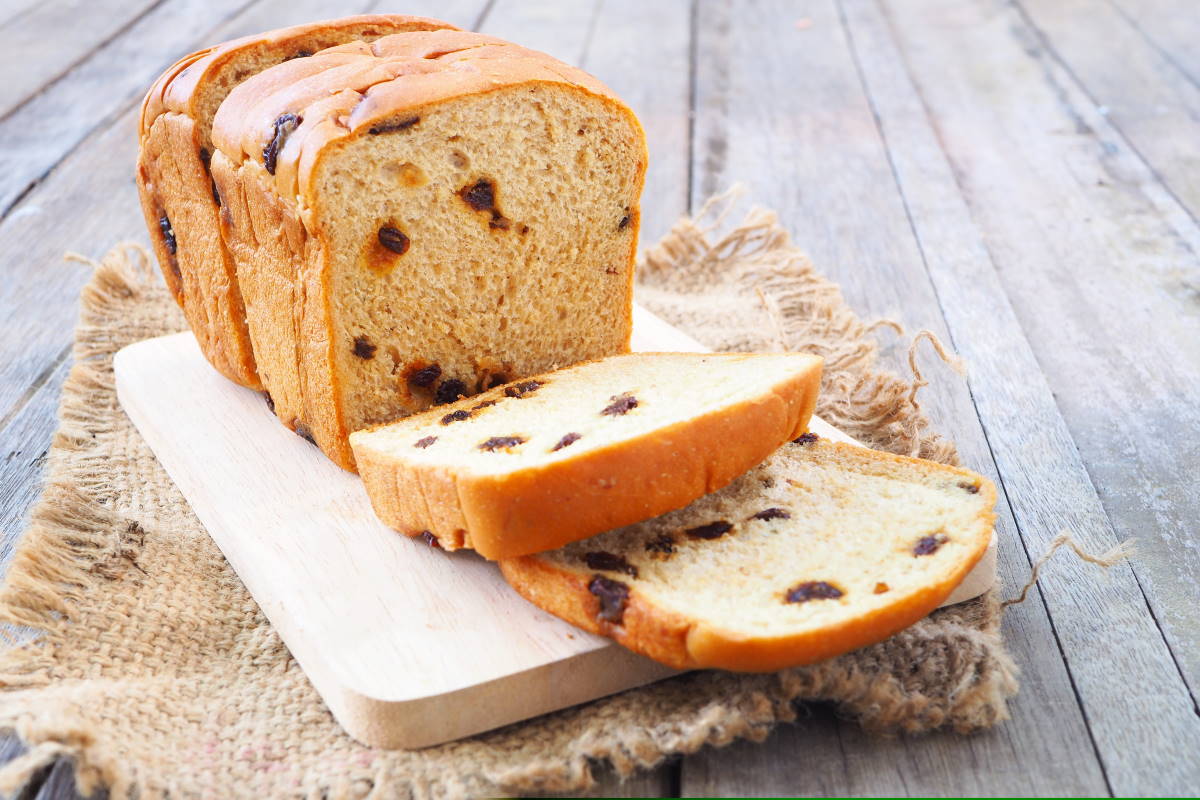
xmin=0 ymin=200 xmax=1018 ymax=799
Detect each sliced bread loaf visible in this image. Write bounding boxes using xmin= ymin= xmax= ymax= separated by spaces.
xmin=499 ymin=436 xmax=996 ymax=671
xmin=136 ymin=15 xmax=457 ymax=388
xmin=210 ymin=29 xmax=648 ymax=470
xmin=350 ymin=352 xmax=822 ymax=559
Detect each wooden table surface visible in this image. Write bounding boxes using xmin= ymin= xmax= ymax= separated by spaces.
xmin=2 ymin=0 xmax=1198 ymax=796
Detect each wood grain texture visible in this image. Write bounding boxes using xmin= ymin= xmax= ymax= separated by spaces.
xmin=1018 ymin=0 xmax=1200 ymax=237
xmin=680 ymin=0 xmax=1114 ymax=795
xmin=871 ymin=0 xmax=1200 ymax=792
xmin=0 ymin=355 xmax=69 ymax=576
xmin=0 ymin=0 xmax=163 ymax=121
xmin=583 ymin=0 xmax=693 ymax=246
xmin=0 ymin=0 xmax=254 ymax=216
xmin=476 ymin=0 xmax=602 ymax=66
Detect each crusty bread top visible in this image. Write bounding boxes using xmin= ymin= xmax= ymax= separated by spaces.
xmin=210 ymin=28 xmax=643 ymax=206
xmin=138 ymin=15 xmax=458 ymax=140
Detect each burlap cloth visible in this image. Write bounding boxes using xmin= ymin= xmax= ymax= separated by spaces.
xmin=0 ymin=199 xmax=1018 ymax=799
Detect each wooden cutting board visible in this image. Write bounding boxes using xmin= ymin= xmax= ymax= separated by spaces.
xmin=112 ymin=306 xmax=996 ymax=749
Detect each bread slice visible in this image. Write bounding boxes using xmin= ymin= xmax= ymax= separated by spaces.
xmin=499 ymin=436 xmax=996 ymax=671
xmin=136 ymin=15 xmax=458 ymax=389
xmin=350 ymin=352 xmax=822 ymax=559
xmin=210 ymin=29 xmax=648 ymax=470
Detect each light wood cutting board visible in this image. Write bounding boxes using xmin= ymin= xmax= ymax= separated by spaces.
xmin=112 ymin=305 xmax=996 ymax=749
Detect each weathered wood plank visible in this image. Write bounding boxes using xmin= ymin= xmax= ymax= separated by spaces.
xmin=869 ymin=0 xmax=1200 ymax=792
xmin=680 ymin=0 xmax=1130 ymax=794
xmin=1018 ymin=0 xmax=1200 ymax=229
xmin=0 ymin=0 xmax=43 ymax=30
xmin=583 ymin=0 xmax=693 ymax=246
xmin=1106 ymin=0 xmax=1200 ymax=88
xmin=0 ymin=0 xmax=163 ymax=121
xmin=0 ymin=355 xmax=68 ymax=576
xmin=476 ymin=0 xmax=601 ymax=66
xmin=0 ymin=0 xmax=258 ymax=218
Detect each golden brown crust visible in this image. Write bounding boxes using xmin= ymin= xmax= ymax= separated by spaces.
xmin=353 ymin=355 xmax=822 ymax=559
xmin=135 ymin=16 xmax=459 ymax=391
xmin=214 ymin=28 xmax=647 ymax=472
xmin=499 ymin=443 xmax=998 ymax=672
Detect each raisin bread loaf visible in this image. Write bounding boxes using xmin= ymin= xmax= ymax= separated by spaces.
xmin=210 ymin=29 xmax=648 ymax=470
xmin=350 ymin=352 xmax=822 ymax=559
xmin=499 ymin=436 xmax=996 ymax=671
xmin=136 ymin=15 xmax=457 ymax=388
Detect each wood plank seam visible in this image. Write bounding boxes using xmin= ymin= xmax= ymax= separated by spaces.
xmin=1002 ymin=0 xmax=1200 ymax=709
xmin=0 ymin=0 xmax=172 ymax=127
xmin=0 ymin=0 xmax=261 ymax=222
xmin=0 ymin=344 xmax=70 ymax=435
xmin=1103 ymin=0 xmax=1200 ymax=91
xmin=470 ymin=0 xmax=498 ymax=30
xmin=857 ymin=0 xmax=1200 ymax=790
xmin=1010 ymin=0 xmax=1200 ymax=233
xmin=831 ymin=10 xmax=1119 ymax=791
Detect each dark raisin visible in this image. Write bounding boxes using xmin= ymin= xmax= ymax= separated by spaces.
xmin=435 ymin=378 xmax=467 ymax=404
xmin=158 ymin=214 xmax=177 ymax=255
xmin=472 ymin=400 xmax=498 ymax=411
xmin=605 ymin=266 xmax=619 ymax=275
xmin=792 ymin=432 xmax=819 ymax=446
xmin=519 ymin=224 xmax=530 ymax=235
xmin=459 ymin=178 xmax=495 ymax=211
xmin=368 ymin=115 xmax=420 ymax=134
xmin=584 ymin=551 xmax=638 ymax=578
xmin=618 ymin=214 xmax=631 ymax=230
xmin=958 ymin=481 xmax=980 ymax=494
xmin=478 ymin=435 xmax=526 ymax=451
xmin=410 ymin=363 xmax=442 ymax=387
xmin=199 ymin=148 xmax=211 ymax=170
xmin=504 ymin=380 xmax=542 ymax=398
xmin=552 ymin=432 xmax=581 ymax=451
xmin=414 ymin=436 xmax=437 ymax=448
xmin=752 ymin=507 xmax=791 ymax=521
xmin=352 ymin=335 xmax=376 ymax=359
xmin=686 ymin=521 xmax=733 ymax=540
xmin=211 ymin=178 xmax=221 ymax=206
xmin=440 ymin=409 xmax=471 ymax=425
xmin=262 ymin=391 xmax=275 ymax=414
xmin=483 ymin=373 xmax=509 ymax=390
xmin=914 ymin=534 xmax=947 ymax=556
xmin=588 ymin=576 xmax=629 ymax=623
xmin=601 ymin=393 xmax=638 ymax=416
xmin=419 ymin=530 xmax=442 ymax=549
xmin=488 ymin=212 xmax=511 ymax=230
xmin=645 ymin=534 xmax=675 ymax=555
xmin=263 ymin=113 xmax=301 ymax=175
xmin=378 ymin=226 xmax=410 ymax=255
xmin=785 ymin=581 xmax=843 ymax=603
xmin=293 ymin=422 xmax=316 ymax=445
xmin=285 ymin=49 xmax=314 ymax=61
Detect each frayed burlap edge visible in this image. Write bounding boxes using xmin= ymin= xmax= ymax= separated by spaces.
xmin=0 ymin=205 xmax=1018 ymax=799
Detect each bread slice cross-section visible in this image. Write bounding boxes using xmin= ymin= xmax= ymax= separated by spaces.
xmin=136 ymin=15 xmax=459 ymax=389
xmin=350 ymin=352 xmax=823 ymax=559
xmin=499 ymin=436 xmax=996 ymax=671
xmin=210 ymin=28 xmax=648 ymax=470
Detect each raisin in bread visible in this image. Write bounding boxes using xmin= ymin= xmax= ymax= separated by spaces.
xmin=210 ymin=29 xmax=648 ymax=470
xmin=499 ymin=436 xmax=996 ymax=671
xmin=350 ymin=352 xmax=822 ymax=559
xmin=136 ymin=15 xmax=458 ymax=388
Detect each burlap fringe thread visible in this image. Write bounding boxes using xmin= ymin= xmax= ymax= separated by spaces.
xmin=0 ymin=205 xmax=1037 ymax=799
